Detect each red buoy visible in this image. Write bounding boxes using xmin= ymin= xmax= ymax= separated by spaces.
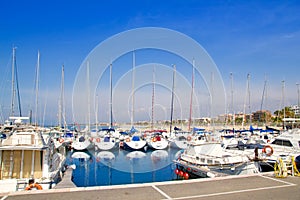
xmin=175 ymin=169 xmax=179 ymax=175
xmin=179 ymin=171 xmax=184 ymax=177
xmin=183 ymin=172 xmax=189 ymax=180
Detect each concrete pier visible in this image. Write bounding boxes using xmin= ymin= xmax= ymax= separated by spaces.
xmin=1 ymin=173 xmax=299 ymax=200
xmin=54 ymin=167 xmax=76 ymax=189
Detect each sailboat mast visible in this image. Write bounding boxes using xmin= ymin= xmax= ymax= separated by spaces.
xmin=95 ymin=94 xmax=98 ymax=132
xmin=34 ymin=51 xmax=40 ymax=126
xmin=247 ymin=74 xmax=251 ymax=125
xmin=169 ymin=64 xmax=176 ymax=133
xmin=282 ymin=80 xmax=286 ymax=129
xmin=151 ymin=66 xmax=155 ymax=130
xmin=87 ymin=61 xmax=91 ymax=131
xmin=10 ymin=46 xmax=16 ymax=117
xmin=131 ymin=51 xmax=135 ymax=127
xmin=109 ymin=63 xmax=113 ymax=128
xmin=58 ymin=65 xmax=65 ymax=128
xmin=260 ymin=76 xmax=268 ymax=124
xmin=242 ymin=73 xmax=251 ymax=127
xmin=230 ymin=72 xmax=235 ymax=128
xmin=188 ymin=60 xmax=195 ymax=132
xmin=15 ymin=57 xmax=22 ymax=117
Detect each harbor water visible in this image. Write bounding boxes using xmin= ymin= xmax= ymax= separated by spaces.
xmin=66 ymin=148 xmax=183 ymax=187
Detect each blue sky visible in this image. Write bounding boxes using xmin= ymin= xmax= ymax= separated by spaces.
xmin=0 ymin=0 xmax=300 ymax=125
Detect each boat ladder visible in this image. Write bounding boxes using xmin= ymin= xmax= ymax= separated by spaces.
xmin=274 ymin=156 xmax=300 ymax=178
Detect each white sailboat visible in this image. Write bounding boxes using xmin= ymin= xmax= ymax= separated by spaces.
xmin=168 ymin=65 xmax=190 ymax=149
xmin=144 ymin=66 xmax=169 ymax=150
xmin=93 ymin=63 xmax=119 ymax=151
xmin=72 ymin=62 xmax=93 ymax=151
xmin=146 ymin=130 xmax=169 ymax=150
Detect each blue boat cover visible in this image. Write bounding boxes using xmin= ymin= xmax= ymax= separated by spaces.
xmin=132 ymin=136 xmax=140 ymax=141
xmin=104 ymin=136 xmax=110 ymax=142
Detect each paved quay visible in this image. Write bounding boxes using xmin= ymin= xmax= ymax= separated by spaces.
xmin=1 ymin=173 xmax=300 ymax=200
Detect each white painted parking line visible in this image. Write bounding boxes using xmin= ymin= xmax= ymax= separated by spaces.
xmin=0 ymin=196 xmax=8 ymax=200
xmin=171 ymin=184 xmax=295 ymax=200
xmin=167 ymin=175 xmax=298 ymax=200
xmin=260 ymin=175 xmax=297 ymax=186
xmin=152 ymin=185 xmax=173 ymax=200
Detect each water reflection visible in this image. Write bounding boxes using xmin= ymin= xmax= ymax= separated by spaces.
xmin=68 ymin=148 xmax=181 ymax=187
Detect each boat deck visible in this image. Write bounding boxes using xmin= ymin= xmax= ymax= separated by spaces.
xmin=1 ymin=173 xmax=300 ymax=200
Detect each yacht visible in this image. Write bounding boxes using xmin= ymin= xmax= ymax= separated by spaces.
xmin=174 ymin=142 xmax=259 ymax=178
xmin=0 ymin=117 xmax=66 ymax=193
xmin=257 ymin=128 xmax=300 ymax=171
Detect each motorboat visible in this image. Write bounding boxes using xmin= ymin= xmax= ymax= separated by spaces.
xmin=256 ymin=128 xmax=300 ymax=171
xmin=174 ymin=142 xmax=260 ymax=178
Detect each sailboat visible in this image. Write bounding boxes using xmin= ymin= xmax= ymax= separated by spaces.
xmin=168 ymin=65 xmax=191 ymax=149
xmin=53 ymin=65 xmax=74 ymax=148
xmin=72 ymin=62 xmax=93 ymax=151
xmin=93 ymin=63 xmax=119 ymax=151
xmin=122 ymin=52 xmax=147 ymax=151
xmin=145 ymin=66 xmax=169 ymax=150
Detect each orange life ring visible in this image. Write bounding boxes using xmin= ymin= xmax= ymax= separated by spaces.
xmin=59 ymin=138 xmax=64 ymax=143
xmin=25 ymin=183 xmax=43 ymax=190
xmin=96 ymin=138 xmax=101 ymax=143
xmin=187 ymin=136 xmax=192 ymax=141
xmin=152 ymin=137 xmax=157 ymax=142
xmin=262 ymin=145 xmax=274 ymax=156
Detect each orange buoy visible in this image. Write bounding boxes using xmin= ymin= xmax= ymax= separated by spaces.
xmin=96 ymin=138 xmax=101 ymax=143
xmin=59 ymin=138 xmax=64 ymax=143
xmin=187 ymin=136 xmax=192 ymax=141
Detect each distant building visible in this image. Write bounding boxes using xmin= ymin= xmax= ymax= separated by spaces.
xmin=291 ymin=105 xmax=300 ymax=116
xmin=252 ymin=110 xmax=272 ymax=123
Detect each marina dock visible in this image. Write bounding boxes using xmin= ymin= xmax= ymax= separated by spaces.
xmin=54 ymin=167 xmax=76 ymax=189
xmin=1 ymin=172 xmax=299 ymax=200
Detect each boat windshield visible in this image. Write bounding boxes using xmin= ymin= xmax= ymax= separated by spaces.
xmin=271 ymin=139 xmax=293 ymax=147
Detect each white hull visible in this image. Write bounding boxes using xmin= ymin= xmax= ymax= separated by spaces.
xmin=72 ymin=136 xmax=93 ymax=151
xmin=123 ymin=140 xmax=147 ymax=151
xmin=169 ymin=138 xmax=188 ymax=149
xmin=148 ymin=140 xmax=169 ymax=150
xmin=175 ymin=142 xmax=259 ymax=178
xmin=94 ymin=137 xmax=118 ymax=151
